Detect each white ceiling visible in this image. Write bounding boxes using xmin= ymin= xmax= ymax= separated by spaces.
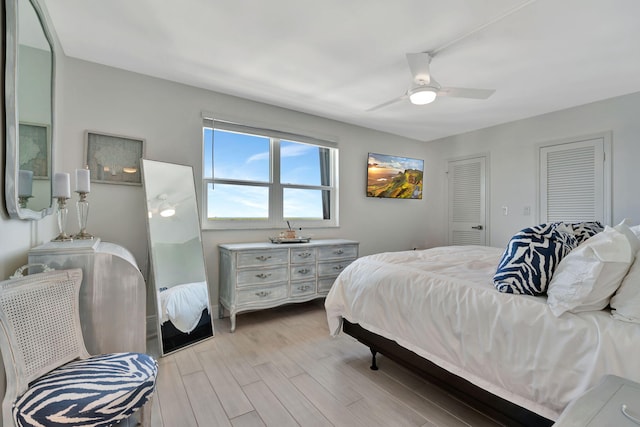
xmin=44 ymin=0 xmax=640 ymax=141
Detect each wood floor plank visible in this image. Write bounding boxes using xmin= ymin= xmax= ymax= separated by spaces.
xmin=173 ymin=347 xmax=203 ymax=376
xmin=155 ymin=361 xmax=198 ymax=427
xmin=182 ymin=371 xmax=233 ymax=426
xmin=243 ymin=380 xmax=299 ymax=427
xmin=198 ymin=348 xmax=254 ymax=419
xmin=230 ymin=411 xmax=266 ymax=427
xmin=315 ymin=353 xmax=432 ymax=427
xmin=254 ymin=362 xmax=332 ymax=427
xmin=290 ymin=373 xmax=369 ymax=427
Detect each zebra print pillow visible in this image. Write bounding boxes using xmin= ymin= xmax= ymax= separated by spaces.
xmin=568 ymin=221 xmax=604 ymax=244
xmin=13 ymin=352 xmax=157 ymax=427
xmin=494 ymin=223 xmax=578 ymax=295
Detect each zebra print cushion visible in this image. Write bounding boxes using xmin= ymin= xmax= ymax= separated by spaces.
xmin=494 ymin=223 xmax=578 ymax=295
xmin=568 ymin=221 xmax=604 ymax=244
xmin=13 ymin=352 xmax=157 ymax=427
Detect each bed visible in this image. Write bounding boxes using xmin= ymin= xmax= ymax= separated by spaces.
xmin=325 ymin=224 xmax=640 ymax=426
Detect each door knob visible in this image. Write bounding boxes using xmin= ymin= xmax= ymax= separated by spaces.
xmin=471 ymin=225 xmax=483 ymax=230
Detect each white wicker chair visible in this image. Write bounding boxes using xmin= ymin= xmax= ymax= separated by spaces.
xmin=0 ymin=268 xmax=157 ymax=427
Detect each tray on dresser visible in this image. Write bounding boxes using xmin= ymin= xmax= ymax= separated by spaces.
xmin=269 ymin=236 xmax=312 ymax=244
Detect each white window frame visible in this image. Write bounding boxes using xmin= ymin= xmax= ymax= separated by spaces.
xmin=202 ymin=117 xmax=339 ymax=230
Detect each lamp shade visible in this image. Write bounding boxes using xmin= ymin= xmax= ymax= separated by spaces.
xmin=408 ymin=86 xmax=437 ymax=105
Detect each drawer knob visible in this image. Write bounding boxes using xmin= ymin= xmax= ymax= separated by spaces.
xmin=255 ymin=291 xmax=271 ymax=298
xmin=256 ymin=273 xmax=272 ymax=279
xmin=335 ymin=249 xmax=344 ymax=255
xmin=297 ymin=285 xmax=310 ymax=291
xmin=334 ymin=264 xmax=344 ymax=270
xmin=298 ymin=252 xmax=312 ymax=258
xmin=298 ymin=268 xmax=310 ymax=274
xmin=256 ymin=255 xmax=272 ymax=261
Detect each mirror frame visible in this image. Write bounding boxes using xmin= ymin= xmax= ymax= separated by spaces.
xmin=4 ymin=0 xmax=56 ymax=220
xmin=141 ymin=159 xmax=214 ymax=356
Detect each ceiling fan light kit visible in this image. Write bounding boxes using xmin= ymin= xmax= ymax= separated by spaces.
xmin=367 ymin=52 xmax=495 ymax=111
xmin=408 ymin=86 xmax=437 ymax=105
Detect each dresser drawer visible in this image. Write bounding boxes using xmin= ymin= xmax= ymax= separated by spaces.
xmin=290 ymin=264 xmax=316 ymax=281
xmin=318 ymin=277 xmax=336 ymax=294
xmin=290 ymin=281 xmax=316 ymax=298
xmin=237 ymin=249 xmax=289 ymax=268
xmin=237 ymin=266 xmax=288 ymax=287
xmin=318 ymin=259 xmax=354 ymax=277
xmin=291 ymin=247 xmax=316 ymax=264
xmin=237 ymin=283 xmax=288 ymax=306
xmin=318 ymin=245 xmax=358 ymax=260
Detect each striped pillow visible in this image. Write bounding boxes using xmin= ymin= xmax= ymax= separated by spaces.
xmin=13 ymin=352 xmax=157 ymax=427
xmin=567 ymin=221 xmax=604 ymax=244
xmin=494 ymin=223 xmax=578 ymax=295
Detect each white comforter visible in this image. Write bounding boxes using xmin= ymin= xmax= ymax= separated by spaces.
xmin=325 ymin=245 xmax=640 ymax=420
xmin=159 ymin=281 xmax=209 ymax=333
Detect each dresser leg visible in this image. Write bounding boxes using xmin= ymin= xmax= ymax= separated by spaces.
xmin=230 ymin=314 xmax=236 ymax=333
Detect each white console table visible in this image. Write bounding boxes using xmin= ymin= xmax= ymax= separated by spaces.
xmin=219 ymin=239 xmax=358 ymax=332
xmin=28 ymin=239 xmax=146 ymax=354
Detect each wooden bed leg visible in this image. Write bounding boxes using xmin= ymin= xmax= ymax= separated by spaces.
xmin=370 ymin=348 xmax=379 ymax=370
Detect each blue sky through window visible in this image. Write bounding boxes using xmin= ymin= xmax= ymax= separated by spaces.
xmin=204 ymin=128 xmax=327 ymax=219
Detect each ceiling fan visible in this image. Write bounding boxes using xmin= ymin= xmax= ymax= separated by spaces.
xmin=367 ymin=52 xmax=495 ymax=111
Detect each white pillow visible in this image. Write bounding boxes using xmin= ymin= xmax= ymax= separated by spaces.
xmin=547 ymin=224 xmax=634 ymax=317
xmin=631 ymin=224 xmax=640 ymax=239
xmin=610 ymin=249 xmax=640 ymax=323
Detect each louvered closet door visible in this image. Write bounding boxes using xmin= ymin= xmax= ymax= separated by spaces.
xmin=540 ymin=138 xmax=606 ymax=223
xmin=448 ymin=156 xmax=486 ymax=246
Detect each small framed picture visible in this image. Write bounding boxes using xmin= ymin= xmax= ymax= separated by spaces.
xmin=19 ymin=122 xmax=50 ymax=178
xmin=85 ymin=131 xmax=145 ymax=185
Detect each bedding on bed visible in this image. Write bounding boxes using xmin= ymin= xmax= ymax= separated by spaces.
xmin=324 ymin=245 xmax=640 ymax=420
xmin=159 ymin=281 xmax=209 ymax=333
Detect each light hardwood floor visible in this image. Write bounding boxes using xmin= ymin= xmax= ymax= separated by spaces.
xmin=148 ymin=301 xmax=503 ymax=427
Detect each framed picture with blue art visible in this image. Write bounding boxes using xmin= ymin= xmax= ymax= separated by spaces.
xmin=19 ymin=122 xmax=50 ymax=178
xmin=367 ymin=152 xmax=424 ymax=199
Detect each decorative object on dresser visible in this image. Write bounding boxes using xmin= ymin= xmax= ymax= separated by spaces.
xmin=74 ymin=166 xmax=95 ymax=240
xmin=52 ymin=172 xmax=72 ymax=241
xmin=141 ymin=159 xmax=214 ymax=356
xmin=219 ymin=239 xmax=358 ymax=332
xmin=0 ymin=269 xmax=157 ymax=427
xmin=27 ymin=239 xmax=146 ymax=355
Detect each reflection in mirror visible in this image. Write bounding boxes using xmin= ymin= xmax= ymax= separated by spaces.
xmin=5 ymin=0 xmax=55 ymax=219
xmin=142 ymin=159 xmax=214 ymax=355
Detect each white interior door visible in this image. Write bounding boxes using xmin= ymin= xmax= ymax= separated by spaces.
xmin=448 ymin=156 xmax=487 ymax=246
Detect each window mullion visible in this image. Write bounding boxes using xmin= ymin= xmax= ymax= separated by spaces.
xmin=271 ymin=138 xmax=283 ymax=227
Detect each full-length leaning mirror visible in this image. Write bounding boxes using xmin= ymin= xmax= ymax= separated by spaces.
xmin=5 ymin=0 xmax=55 ymax=219
xmin=141 ymin=159 xmax=214 ymax=355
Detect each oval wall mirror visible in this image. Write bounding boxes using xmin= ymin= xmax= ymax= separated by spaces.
xmin=4 ymin=0 xmax=55 ymax=219
xmin=141 ymin=159 xmax=214 ymax=355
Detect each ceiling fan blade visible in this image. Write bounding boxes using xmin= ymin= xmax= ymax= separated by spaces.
xmin=366 ymin=94 xmax=407 ymax=112
xmin=437 ymin=87 xmax=495 ymax=99
xmin=406 ymin=52 xmax=432 ymax=84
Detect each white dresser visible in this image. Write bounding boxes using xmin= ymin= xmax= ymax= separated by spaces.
xmin=28 ymin=239 xmax=146 ymax=354
xmin=219 ymin=239 xmax=358 ymax=332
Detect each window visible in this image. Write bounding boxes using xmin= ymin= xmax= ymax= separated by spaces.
xmin=202 ymin=119 xmax=338 ymax=229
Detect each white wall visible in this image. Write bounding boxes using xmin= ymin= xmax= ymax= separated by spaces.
xmin=58 ymin=57 xmax=432 ymax=309
xmin=423 ymin=91 xmax=640 ymax=249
